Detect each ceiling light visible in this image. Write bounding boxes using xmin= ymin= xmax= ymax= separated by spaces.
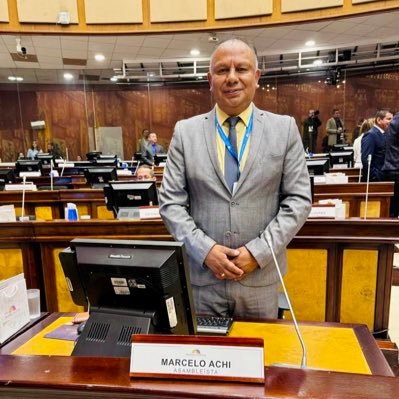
xmin=64 ymin=72 xmax=73 ymax=80
xmin=190 ymin=49 xmax=200 ymax=56
xmin=313 ymin=59 xmax=323 ymax=66
xmin=110 ymin=76 xmax=118 ymax=82
xmin=305 ymin=40 xmax=315 ymax=47
xmin=8 ymin=76 xmax=23 ymax=81
xmin=95 ymin=54 xmax=105 ymax=62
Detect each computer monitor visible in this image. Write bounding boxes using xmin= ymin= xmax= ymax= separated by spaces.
xmin=0 ymin=169 xmax=16 ymax=190
xmin=35 ymin=153 xmax=54 ymax=165
xmin=59 ymin=238 xmax=197 ymax=357
xmin=15 ymin=160 xmax=42 ymax=176
xmin=329 ymin=151 xmax=354 ymax=168
xmin=84 ymin=167 xmax=117 ymax=188
xmin=86 ymin=151 xmax=102 ymax=161
xmin=104 ymin=180 xmax=158 ymax=217
xmin=331 ymin=144 xmax=350 ymax=152
xmin=306 ymin=159 xmax=329 ymax=175
xmin=95 ymin=158 xmax=118 ymax=167
xmin=154 ymin=154 xmax=167 ymax=166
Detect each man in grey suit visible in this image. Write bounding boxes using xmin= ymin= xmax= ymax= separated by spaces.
xmin=159 ymin=39 xmax=312 ymax=319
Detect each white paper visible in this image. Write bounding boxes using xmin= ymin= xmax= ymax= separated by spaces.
xmin=0 ymin=205 xmax=17 ymax=222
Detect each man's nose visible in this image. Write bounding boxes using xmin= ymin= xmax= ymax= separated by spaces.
xmin=226 ymin=68 xmax=239 ymax=82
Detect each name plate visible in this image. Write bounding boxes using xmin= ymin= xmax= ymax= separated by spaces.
xmin=139 ymin=206 xmax=161 ymax=220
xmin=130 ymin=334 xmax=264 ymax=383
xmin=309 ymin=205 xmax=335 ymax=218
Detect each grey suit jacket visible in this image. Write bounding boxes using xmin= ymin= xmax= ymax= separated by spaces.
xmin=159 ymin=105 xmax=312 ymax=287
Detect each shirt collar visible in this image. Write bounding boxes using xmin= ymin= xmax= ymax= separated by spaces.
xmin=216 ymin=103 xmax=253 ymax=127
xmin=374 ymin=124 xmax=385 ymax=134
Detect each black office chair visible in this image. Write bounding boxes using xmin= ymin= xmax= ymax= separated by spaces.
xmin=38 ymin=185 xmax=69 ymax=190
xmin=278 ymin=292 xmax=290 ymax=319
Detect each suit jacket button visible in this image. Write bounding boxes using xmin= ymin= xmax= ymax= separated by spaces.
xmin=225 ymin=231 xmax=232 ymax=237
xmin=231 ymin=202 xmax=235 ymax=206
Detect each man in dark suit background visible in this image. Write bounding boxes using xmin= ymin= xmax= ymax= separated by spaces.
xmin=141 ymin=132 xmax=165 ymax=165
xmin=361 ymin=109 xmax=393 ymax=181
xmin=382 ymin=111 xmax=399 ymax=217
xmin=302 ymin=109 xmax=321 ymax=153
xmin=159 ymin=39 xmax=311 ymax=318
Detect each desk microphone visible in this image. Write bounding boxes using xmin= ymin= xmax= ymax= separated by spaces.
xmin=50 ymin=159 xmax=54 ymax=191
xmin=265 ymin=233 xmax=307 ymax=368
xmin=364 ymin=154 xmax=372 ymax=220
xmin=134 ymin=160 xmax=140 ymax=176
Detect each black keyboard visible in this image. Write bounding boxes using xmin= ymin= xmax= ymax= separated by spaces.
xmin=196 ymin=316 xmax=233 ymax=335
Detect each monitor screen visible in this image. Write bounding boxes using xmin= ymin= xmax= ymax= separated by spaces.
xmin=86 ymin=151 xmax=102 ymax=161
xmin=154 ymin=154 xmax=167 ymax=165
xmin=35 ymin=153 xmax=54 ymax=165
xmin=104 ymin=180 xmax=158 ymax=217
xmin=331 ymin=144 xmax=350 ymax=152
xmin=15 ymin=160 xmax=42 ymax=176
xmin=0 ymin=169 xmax=16 ymax=189
xmin=306 ymin=159 xmax=329 ymax=175
xmin=95 ymin=158 xmax=118 ymax=167
xmin=59 ymin=238 xmax=197 ymax=357
xmin=329 ymin=151 xmax=354 ymax=168
xmin=84 ymin=167 xmax=117 ymax=188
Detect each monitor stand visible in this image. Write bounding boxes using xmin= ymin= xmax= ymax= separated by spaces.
xmin=72 ymin=307 xmax=155 ymax=358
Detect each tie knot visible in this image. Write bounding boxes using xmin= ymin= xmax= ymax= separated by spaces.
xmin=227 ymin=116 xmax=240 ymax=128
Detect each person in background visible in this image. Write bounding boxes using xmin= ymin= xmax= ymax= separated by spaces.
xmin=352 ymin=118 xmax=365 ymax=142
xmin=361 ymin=109 xmax=393 ymax=182
xmin=141 ymin=132 xmax=165 ymax=166
xmin=382 ymin=111 xmax=399 ymax=217
xmin=326 ymin=108 xmax=346 ymax=147
xmin=138 ymin=128 xmax=150 ymax=153
xmin=353 ymin=118 xmax=374 ymax=169
xmin=76 ymin=155 xmax=82 ymax=161
xmin=47 ymin=142 xmax=62 ymax=159
xmin=159 ymin=39 xmax=311 ymax=319
xmin=136 ymin=164 xmax=157 ymax=181
xmin=26 ymin=140 xmax=42 ymax=159
xmin=302 ymin=109 xmax=321 ymax=153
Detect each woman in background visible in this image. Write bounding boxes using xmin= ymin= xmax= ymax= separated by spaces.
xmin=26 ymin=140 xmax=42 ymax=159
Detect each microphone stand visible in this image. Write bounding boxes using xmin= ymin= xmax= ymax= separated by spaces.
xmin=266 ymin=234 xmax=307 ymax=368
xmin=50 ymin=160 xmax=54 ymax=191
xmin=364 ymin=154 xmax=372 ymax=220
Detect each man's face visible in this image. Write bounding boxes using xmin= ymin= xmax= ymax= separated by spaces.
xmin=377 ymin=112 xmax=393 ymax=131
xmin=137 ymin=168 xmax=156 ymax=181
xmin=148 ymin=133 xmax=157 ymax=144
xmin=208 ymin=42 xmax=260 ymax=116
xmin=333 ymin=110 xmax=341 ymax=118
xmin=309 ymin=110 xmax=314 ymax=117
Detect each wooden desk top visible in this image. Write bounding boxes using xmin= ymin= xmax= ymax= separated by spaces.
xmin=0 ymin=314 xmax=397 ymax=398
xmin=0 ymin=355 xmax=398 ymax=398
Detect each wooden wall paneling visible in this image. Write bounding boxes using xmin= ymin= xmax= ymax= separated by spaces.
xmin=281 ymin=0 xmax=343 ymax=13
xmin=0 ymin=0 xmax=9 ymax=22
xmin=36 ymin=89 xmax=87 ymax=160
xmin=85 ymin=0 xmax=143 ymax=24
xmin=375 ymin=243 xmax=394 ymax=337
xmin=214 ymin=0 xmax=272 ymax=20
xmin=150 ymin=0 xmax=207 ymax=23
xmin=16 ymin=0 xmax=79 ymax=23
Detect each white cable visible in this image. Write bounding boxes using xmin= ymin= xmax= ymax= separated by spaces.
xmin=266 ymin=234 xmax=307 ymax=368
xmin=364 ymin=154 xmax=372 ymax=220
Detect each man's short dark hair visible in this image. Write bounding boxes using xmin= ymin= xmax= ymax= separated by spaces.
xmin=375 ymin=109 xmax=392 ymax=122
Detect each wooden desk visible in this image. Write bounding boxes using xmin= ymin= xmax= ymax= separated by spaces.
xmin=314 ymin=182 xmax=394 ymax=217
xmin=0 ymin=315 xmax=397 ymax=399
xmin=0 ymin=219 xmax=396 ymax=336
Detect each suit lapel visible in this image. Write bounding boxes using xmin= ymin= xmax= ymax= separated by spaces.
xmin=203 ymin=108 xmax=231 ymax=192
xmin=234 ymin=106 xmax=265 ymax=193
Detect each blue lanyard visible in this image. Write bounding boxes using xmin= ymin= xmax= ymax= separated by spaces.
xmin=216 ymin=112 xmax=253 ymax=167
